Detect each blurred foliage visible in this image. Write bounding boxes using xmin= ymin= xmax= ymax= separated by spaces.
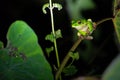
xmin=66 ymin=0 xmax=95 ymax=20
xmin=0 ymin=21 xmax=53 ymax=80
xmin=102 ymin=54 xmax=120 ymax=80
xmin=78 ymin=40 xmax=94 ymax=62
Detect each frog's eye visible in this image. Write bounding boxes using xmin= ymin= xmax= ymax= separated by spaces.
xmin=77 ymin=21 xmax=81 ymax=24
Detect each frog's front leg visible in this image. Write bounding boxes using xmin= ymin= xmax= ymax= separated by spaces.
xmin=79 ymin=35 xmax=93 ymax=40
xmin=77 ymin=30 xmax=93 ymax=40
xmin=85 ymin=36 xmax=93 ymax=40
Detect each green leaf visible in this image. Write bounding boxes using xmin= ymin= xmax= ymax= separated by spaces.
xmin=53 ymin=3 xmax=62 ymax=11
xmin=45 ymin=29 xmax=62 ymax=43
xmin=0 ymin=20 xmax=54 ymax=80
xmin=45 ymin=46 xmax=54 ymax=57
xmin=102 ymin=54 xmax=120 ymax=80
xmin=45 ymin=32 xmax=54 ymax=42
xmin=69 ymin=52 xmax=79 ymax=60
xmin=113 ymin=10 xmax=120 ymax=42
xmin=66 ymin=0 xmax=95 ymax=20
xmin=42 ymin=3 xmax=49 ymax=14
xmin=55 ymin=29 xmax=62 ymax=39
xmin=63 ymin=65 xmax=78 ymax=76
xmin=42 ymin=3 xmax=62 ymax=14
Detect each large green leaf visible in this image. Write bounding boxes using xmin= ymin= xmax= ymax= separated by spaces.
xmin=113 ymin=10 xmax=120 ymax=42
xmin=102 ymin=54 xmax=120 ymax=80
xmin=0 ymin=20 xmax=54 ymax=80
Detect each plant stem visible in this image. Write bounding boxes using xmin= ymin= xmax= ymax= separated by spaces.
xmin=49 ymin=0 xmax=61 ymax=80
xmin=49 ymin=0 xmax=60 ymax=68
xmin=55 ymin=37 xmax=83 ymax=80
xmin=96 ymin=17 xmax=113 ymax=26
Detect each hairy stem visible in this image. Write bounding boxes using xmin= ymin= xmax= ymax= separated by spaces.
xmin=49 ymin=0 xmax=61 ymax=80
xmin=49 ymin=0 xmax=60 ymax=68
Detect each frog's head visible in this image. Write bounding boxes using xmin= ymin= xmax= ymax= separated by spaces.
xmin=71 ymin=19 xmax=87 ymax=28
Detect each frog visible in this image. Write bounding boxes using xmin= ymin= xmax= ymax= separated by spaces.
xmin=71 ymin=19 xmax=95 ymax=40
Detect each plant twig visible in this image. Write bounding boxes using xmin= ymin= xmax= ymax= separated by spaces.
xmin=95 ymin=17 xmax=113 ymax=26
xmin=55 ymin=37 xmax=83 ymax=80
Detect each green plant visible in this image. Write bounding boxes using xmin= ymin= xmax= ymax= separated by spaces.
xmin=0 ymin=21 xmax=53 ymax=80
xmin=0 ymin=0 xmax=120 ymax=80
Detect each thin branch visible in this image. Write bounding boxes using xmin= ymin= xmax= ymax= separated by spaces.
xmin=55 ymin=37 xmax=83 ymax=80
xmin=96 ymin=17 xmax=113 ymax=26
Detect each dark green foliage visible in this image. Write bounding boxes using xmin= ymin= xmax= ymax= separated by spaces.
xmin=66 ymin=0 xmax=95 ymax=20
xmin=0 ymin=41 xmax=4 ymax=49
xmin=63 ymin=65 xmax=77 ymax=76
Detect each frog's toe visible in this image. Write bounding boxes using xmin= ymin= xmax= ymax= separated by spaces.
xmin=85 ymin=36 xmax=93 ymax=40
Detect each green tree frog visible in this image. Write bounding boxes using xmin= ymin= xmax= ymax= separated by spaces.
xmin=72 ymin=19 xmax=95 ymax=39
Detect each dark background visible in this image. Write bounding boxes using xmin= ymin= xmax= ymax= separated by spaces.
xmin=0 ymin=0 xmax=119 ymax=79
